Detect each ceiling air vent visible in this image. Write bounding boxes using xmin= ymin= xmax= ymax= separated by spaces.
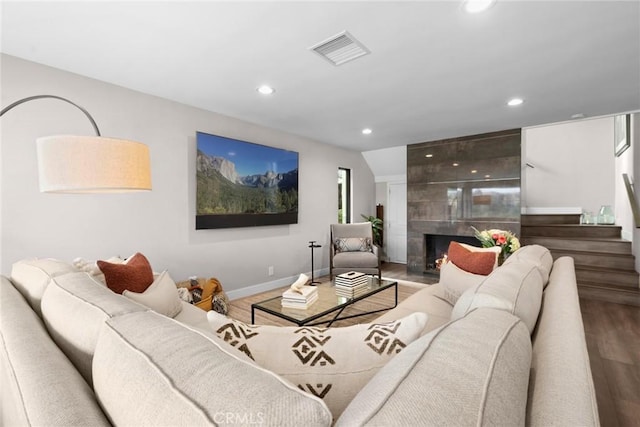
xmin=310 ymin=31 xmax=370 ymax=66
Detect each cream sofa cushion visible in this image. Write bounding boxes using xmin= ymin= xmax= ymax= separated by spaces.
xmin=40 ymin=272 xmax=145 ymax=385
xmin=173 ymin=301 xmax=210 ymax=331
xmin=93 ymin=311 xmax=332 ymax=426
xmin=0 ymin=276 xmax=110 ymax=426
xmin=10 ymin=258 xmax=78 ymax=316
xmin=503 ymin=244 xmax=553 ymax=286
xmin=336 ymin=308 xmax=531 ymax=426
xmin=123 ymin=270 xmax=182 ymax=318
xmin=373 ymin=283 xmax=452 ymax=335
xmin=451 ymin=260 xmax=544 ymax=333
xmin=207 ymin=311 xmax=428 ymax=419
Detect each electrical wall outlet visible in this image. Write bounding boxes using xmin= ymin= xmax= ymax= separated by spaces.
xmin=268 ymin=266 xmax=274 ymax=276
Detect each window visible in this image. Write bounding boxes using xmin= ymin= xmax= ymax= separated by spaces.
xmin=338 ymin=168 xmax=351 ymax=223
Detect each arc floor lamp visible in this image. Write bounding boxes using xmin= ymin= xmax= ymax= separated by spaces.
xmin=0 ymin=95 xmax=151 ymax=193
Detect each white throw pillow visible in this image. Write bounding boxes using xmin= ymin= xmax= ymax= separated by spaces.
xmin=123 ymin=270 xmax=182 ymax=318
xmin=439 ymin=261 xmax=488 ymax=306
xmin=206 ymin=311 xmax=428 ymax=419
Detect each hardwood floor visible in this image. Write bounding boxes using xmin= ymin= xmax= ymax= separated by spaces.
xmin=581 ymin=298 xmax=640 ymax=427
xmin=229 ymin=262 xmax=640 ymax=426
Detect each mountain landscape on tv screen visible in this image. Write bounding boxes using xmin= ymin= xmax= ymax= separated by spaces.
xmin=196 ymin=150 xmax=298 ymax=215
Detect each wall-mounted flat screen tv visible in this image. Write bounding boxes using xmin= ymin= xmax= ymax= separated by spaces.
xmin=196 ymin=131 xmax=299 ymax=229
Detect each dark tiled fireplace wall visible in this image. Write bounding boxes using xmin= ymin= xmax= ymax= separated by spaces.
xmin=407 ymin=129 xmax=522 ymax=273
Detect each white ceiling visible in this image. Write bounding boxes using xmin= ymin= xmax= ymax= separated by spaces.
xmin=1 ymin=1 xmax=639 ymax=153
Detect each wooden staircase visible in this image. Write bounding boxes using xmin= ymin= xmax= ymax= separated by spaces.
xmin=521 ymin=214 xmax=640 ymax=306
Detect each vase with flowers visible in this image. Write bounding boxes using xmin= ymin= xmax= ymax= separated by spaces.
xmin=471 ymin=226 xmax=521 ymax=265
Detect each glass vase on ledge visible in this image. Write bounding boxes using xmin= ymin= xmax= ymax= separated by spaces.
xmin=597 ymin=205 xmax=615 ymax=225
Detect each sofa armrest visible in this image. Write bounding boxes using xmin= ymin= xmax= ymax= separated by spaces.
xmin=527 ymin=257 xmax=599 ymax=426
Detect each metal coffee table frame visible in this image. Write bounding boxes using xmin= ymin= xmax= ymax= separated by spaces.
xmin=251 ymin=278 xmax=398 ymax=327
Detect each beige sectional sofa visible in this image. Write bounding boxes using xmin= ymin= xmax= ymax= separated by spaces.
xmin=0 ymin=245 xmax=599 ymax=426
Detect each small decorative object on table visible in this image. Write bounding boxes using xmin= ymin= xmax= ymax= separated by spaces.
xmin=282 ymin=273 xmax=318 ymax=309
xmin=471 ymin=226 xmax=521 ymax=265
xmin=176 ymin=276 xmax=229 ymax=314
xmin=335 ymin=271 xmax=370 ymax=298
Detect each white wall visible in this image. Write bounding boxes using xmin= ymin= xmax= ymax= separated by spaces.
xmin=365 ymin=145 xmax=407 ymax=262
xmin=0 ymin=55 xmax=376 ymax=296
xmin=523 ymin=117 xmax=615 ymax=215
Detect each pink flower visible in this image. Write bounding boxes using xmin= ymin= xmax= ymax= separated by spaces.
xmin=497 ymin=235 xmax=507 ymax=245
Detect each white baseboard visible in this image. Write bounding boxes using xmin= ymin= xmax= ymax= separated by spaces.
xmin=226 ymin=267 xmax=330 ymax=300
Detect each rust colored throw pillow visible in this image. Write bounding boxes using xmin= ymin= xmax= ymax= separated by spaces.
xmin=447 ymin=241 xmax=497 ymax=276
xmin=97 ymin=252 xmax=154 ymax=294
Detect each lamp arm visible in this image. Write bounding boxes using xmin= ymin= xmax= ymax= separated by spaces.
xmin=0 ymin=95 xmax=101 ymax=136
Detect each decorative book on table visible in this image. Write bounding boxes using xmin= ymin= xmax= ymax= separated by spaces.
xmin=335 ymin=271 xmax=369 ymax=286
xmin=335 ymin=271 xmax=370 ymax=298
xmin=282 ymin=273 xmax=318 ymax=309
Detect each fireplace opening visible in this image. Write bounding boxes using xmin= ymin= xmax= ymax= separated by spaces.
xmin=425 ymin=234 xmax=479 ymax=275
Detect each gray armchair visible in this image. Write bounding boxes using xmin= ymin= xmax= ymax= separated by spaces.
xmin=330 ymin=222 xmax=381 ymax=280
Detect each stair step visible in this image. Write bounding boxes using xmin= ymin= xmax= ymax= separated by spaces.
xmin=575 ymin=266 xmax=639 ymax=288
xmin=522 ymin=215 xmax=640 ymax=300
xmin=522 ymin=224 xmax=621 ymax=238
xmin=577 ymin=282 xmax=640 ymax=306
xmin=521 ymin=214 xmax=581 ymax=225
xmin=578 ymin=280 xmax=640 ymax=293
xmin=521 ymin=236 xmax=632 ymax=254
xmin=550 ymin=250 xmax=636 ymax=270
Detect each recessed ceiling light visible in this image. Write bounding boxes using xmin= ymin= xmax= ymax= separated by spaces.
xmin=507 ymin=98 xmax=524 ymax=106
xmin=485 ymin=174 xmax=491 ymax=178
xmin=462 ymin=0 xmax=496 ymax=14
xmin=257 ymin=85 xmax=275 ymax=95
xmin=452 ymin=162 xmax=460 ymax=167
xmin=471 ymin=170 xmax=478 ymax=174
xmin=425 ymin=154 xmax=433 ymax=158
xmin=362 ymin=128 xmax=372 ymax=135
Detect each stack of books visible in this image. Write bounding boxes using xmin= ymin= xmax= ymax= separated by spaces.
xmin=281 ymin=285 xmax=318 ymax=309
xmin=335 ymin=271 xmax=370 ymax=298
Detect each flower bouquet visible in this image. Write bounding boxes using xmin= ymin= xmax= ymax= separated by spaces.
xmin=471 ymin=226 xmax=521 ymax=265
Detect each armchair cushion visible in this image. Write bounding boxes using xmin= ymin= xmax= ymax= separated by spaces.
xmin=334 ymin=237 xmax=373 ymax=253
xmin=333 ymin=251 xmax=379 ymax=269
